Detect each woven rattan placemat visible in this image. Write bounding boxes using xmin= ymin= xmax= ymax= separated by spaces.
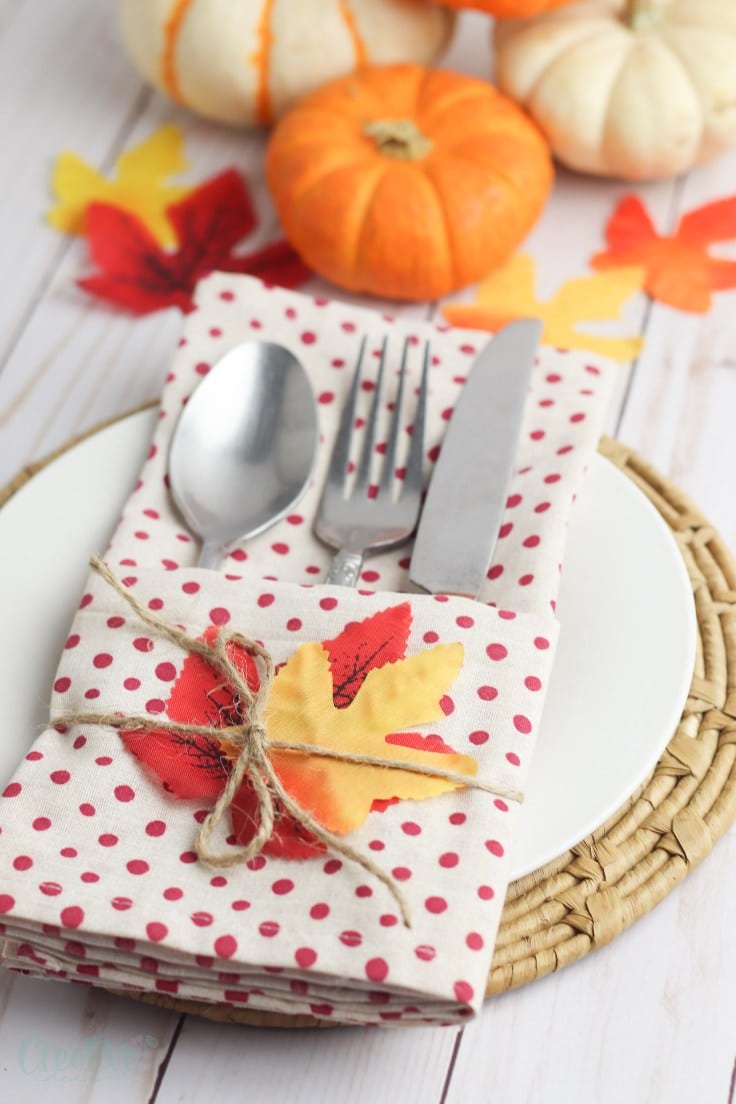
xmin=3 ymin=421 xmax=735 ymax=1028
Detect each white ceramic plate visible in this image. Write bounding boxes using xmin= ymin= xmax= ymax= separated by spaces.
xmin=0 ymin=410 xmax=696 ymax=880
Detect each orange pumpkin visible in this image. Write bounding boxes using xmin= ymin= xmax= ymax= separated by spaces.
xmin=266 ymin=65 xmax=553 ymax=301
xmin=439 ymin=0 xmax=573 ymax=16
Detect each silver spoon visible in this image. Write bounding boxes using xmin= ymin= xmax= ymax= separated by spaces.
xmin=168 ymin=341 xmax=319 ymax=568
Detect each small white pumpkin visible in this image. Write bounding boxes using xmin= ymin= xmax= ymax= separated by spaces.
xmin=118 ymin=0 xmax=455 ymax=128
xmin=494 ymin=0 xmax=736 ymax=179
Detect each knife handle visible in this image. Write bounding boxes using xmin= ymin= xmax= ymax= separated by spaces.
xmin=325 ymin=549 xmax=364 ymax=588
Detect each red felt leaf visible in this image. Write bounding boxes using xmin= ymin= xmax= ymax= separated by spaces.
xmin=322 ymin=602 xmax=413 ymax=708
xmin=230 ymin=781 xmax=327 ymax=860
xmin=81 ymin=205 xmax=192 ymax=314
xmin=231 ymin=239 xmax=316 ymax=289
xmin=167 ymin=168 xmax=256 ymax=274
xmin=602 ymin=195 xmax=657 ymax=253
xmin=678 ymin=196 xmax=736 ymax=247
xmin=592 ymin=192 xmax=736 ymax=313
xmin=121 ymin=626 xmax=259 ymax=800
xmin=121 ymin=723 xmax=227 ymax=800
xmin=78 ymin=168 xmax=311 ymax=315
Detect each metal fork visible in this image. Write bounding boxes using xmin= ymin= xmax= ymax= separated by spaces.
xmin=315 ymin=335 xmax=430 ymax=588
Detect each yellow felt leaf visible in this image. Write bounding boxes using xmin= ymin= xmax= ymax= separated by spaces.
xmin=264 ymin=640 xmax=475 ymax=835
xmin=47 ymin=125 xmax=190 ymax=246
xmin=462 ymin=252 xmax=539 ymax=320
xmin=444 ymin=254 xmax=646 ymax=363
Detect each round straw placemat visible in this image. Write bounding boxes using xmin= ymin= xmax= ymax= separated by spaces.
xmin=4 ymin=423 xmax=736 ymax=1028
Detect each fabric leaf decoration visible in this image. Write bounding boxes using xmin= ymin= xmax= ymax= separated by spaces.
xmin=47 ymin=125 xmax=190 ymax=247
xmin=444 ymin=254 xmax=644 ymax=362
xmin=77 ymin=169 xmax=311 ymax=315
xmin=591 ymin=194 xmax=736 ymax=313
xmin=121 ymin=626 xmax=259 ymax=800
xmin=322 ymin=602 xmax=413 ymax=708
xmin=120 ymin=605 xmax=472 ymax=860
xmin=257 ymin=638 xmax=470 ymax=836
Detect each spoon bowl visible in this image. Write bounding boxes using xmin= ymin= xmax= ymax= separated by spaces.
xmin=169 ymin=341 xmax=319 ymax=567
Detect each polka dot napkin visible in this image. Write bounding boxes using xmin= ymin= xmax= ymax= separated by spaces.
xmin=0 ymin=274 xmax=614 ymax=1025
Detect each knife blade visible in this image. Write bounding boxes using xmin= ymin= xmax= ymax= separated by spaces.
xmin=409 ymin=318 xmax=542 ymax=598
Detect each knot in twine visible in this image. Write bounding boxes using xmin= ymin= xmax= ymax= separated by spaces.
xmin=54 ymin=557 xmax=524 ymax=928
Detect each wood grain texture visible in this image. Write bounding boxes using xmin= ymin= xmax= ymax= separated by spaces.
xmin=0 ymin=4 xmax=735 ymax=1103
xmin=450 ymin=833 xmax=736 ymax=1104
xmin=0 ymin=969 xmax=180 ymax=1098
xmin=0 ymin=0 xmax=147 ymax=363
xmin=155 ymin=1016 xmax=459 ymax=1104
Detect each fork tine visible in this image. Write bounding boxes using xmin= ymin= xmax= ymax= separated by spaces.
xmin=353 ymin=336 xmax=387 ymax=494
xmin=378 ymin=337 xmax=409 ymax=496
xmin=404 ymin=341 xmax=430 ymax=495
xmin=316 ymin=333 xmax=430 ymax=587
xmin=324 ymin=336 xmax=366 ymax=491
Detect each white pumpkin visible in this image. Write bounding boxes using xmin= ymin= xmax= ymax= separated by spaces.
xmin=494 ymin=0 xmax=736 ymax=180
xmin=118 ymin=0 xmax=455 ymax=128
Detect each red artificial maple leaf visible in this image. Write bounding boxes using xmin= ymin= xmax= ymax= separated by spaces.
xmin=121 ymin=625 xmax=259 ymax=799
xmin=591 ymin=194 xmax=736 ymax=313
xmin=322 ymin=603 xmax=413 ymax=709
xmin=78 ymin=168 xmax=311 ymax=315
xmin=122 ymin=603 xmax=447 ymax=859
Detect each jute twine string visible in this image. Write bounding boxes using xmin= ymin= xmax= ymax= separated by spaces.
xmin=54 ymin=556 xmax=524 ymax=928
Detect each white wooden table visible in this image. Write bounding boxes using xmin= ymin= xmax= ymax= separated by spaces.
xmin=1 ymin=2 xmax=735 ymax=1100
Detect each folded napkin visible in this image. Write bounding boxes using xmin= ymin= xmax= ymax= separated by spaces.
xmin=0 ymin=274 xmax=613 ymax=1025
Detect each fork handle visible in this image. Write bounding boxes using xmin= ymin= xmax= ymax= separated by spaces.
xmin=325 ymin=549 xmax=364 ymax=588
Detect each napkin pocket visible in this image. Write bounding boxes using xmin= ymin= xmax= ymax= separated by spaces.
xmin=48 ymin=565 xmax=559 ymax=866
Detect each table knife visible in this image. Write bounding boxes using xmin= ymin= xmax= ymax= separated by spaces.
xmin=409 ymin=318 xmax=542 ymax=599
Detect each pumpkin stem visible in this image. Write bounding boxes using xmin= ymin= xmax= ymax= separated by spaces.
xmin=364 ymin=119 xmax=432 ymax=162
xmin=624 ymin=0 xmax=663 ymax=31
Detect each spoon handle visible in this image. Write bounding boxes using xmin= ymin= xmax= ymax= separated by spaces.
xmin=197 ymin=540 xmax=222 ymax=570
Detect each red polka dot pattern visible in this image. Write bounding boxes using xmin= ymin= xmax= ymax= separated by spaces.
xmin=214 ymin=935 xmax=238 ymax=958
xmin=0 ymin=275 xmax=613 ymax=1025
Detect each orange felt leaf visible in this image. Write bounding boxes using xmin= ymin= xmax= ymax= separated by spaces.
xmin=592 ymin=194 xmax=736 ymax=313
xmin=260 ymin=639 xmax=474 ymax=836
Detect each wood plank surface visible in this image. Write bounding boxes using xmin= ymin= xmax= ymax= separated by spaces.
xmin=1 ymin=4 xmax=735 ymax=1103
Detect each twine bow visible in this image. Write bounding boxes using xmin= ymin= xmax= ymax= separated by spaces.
xmin=54 ymin=557 xmax=524 ymax=927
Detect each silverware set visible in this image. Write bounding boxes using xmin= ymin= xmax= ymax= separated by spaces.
xmin=167 ymin=319 xmax=542 ymax=591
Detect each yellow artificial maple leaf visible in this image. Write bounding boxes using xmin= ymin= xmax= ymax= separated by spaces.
xmin=444 ymin=254 xmax=646 ymax=363
xmin=47 ymin=125 xmax=190 ymax=247
xmin=261 ymin=639 xmax=474 ymax=835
